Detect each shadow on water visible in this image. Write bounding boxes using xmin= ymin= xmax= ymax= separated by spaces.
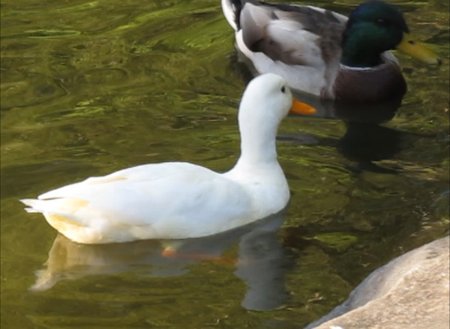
xmin=333 ymin=96 xmax=404 ymax=173
xmin=289 ymin=89 xmax=405 ymax=173
xmin=31 ymin=212 xmax=291 ymax=311
xmin=338 ymin=122 xmax=403 ymax=173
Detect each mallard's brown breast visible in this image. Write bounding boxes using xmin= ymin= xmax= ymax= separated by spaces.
xmin=333 ymin=61 xmax=407 ymax=103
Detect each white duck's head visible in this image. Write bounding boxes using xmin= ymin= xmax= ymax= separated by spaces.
xmin=236 ymin=73 xmax=315 ymax=165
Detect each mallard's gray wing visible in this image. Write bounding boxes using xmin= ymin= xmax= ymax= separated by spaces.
xmin=239 ymin=2 xmax=347 ymax=66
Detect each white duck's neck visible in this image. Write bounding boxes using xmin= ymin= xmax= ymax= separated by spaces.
xmin=233 ymin=104 xmax=280 ymax=169
xmin=238 ymin=126 xmax=278 ymax=165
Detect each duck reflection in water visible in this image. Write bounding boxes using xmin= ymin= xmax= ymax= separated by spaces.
xmin=31 ymin=213 xmax=290 ymax=311
xmin=291 ymin=90 xmax=404 ymax=173
xmin=335 ymin=96 xmax=404 ymax=173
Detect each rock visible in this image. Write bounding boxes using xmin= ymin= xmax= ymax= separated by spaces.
xmin=307 ymin=236 xmax=449 ymax=329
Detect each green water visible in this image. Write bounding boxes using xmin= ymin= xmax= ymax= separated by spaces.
xmin=1 ymin=0 xmax=449 ymax=328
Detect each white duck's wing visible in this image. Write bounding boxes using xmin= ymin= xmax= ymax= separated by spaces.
xmin=22 ymin=163 xmax=254 ymax=243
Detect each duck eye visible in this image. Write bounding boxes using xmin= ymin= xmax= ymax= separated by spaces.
xmin=281 ymin=86 xmax=286 ymax=93
xmin=375 ymin=18 xmax=389 ymax=26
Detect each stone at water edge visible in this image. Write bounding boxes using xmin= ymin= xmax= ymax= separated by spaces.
xmin=308 ymin=236 xmax=449 ymax=329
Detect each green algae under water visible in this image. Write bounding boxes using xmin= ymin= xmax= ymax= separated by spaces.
xmin=1 ymin=0 xmax=449 ymax=328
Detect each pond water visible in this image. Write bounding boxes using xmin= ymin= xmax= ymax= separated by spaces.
xmin=1 ymin=0 xmax=449 ymax=328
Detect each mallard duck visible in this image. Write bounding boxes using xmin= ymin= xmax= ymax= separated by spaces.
xmin=222 ymin=0 xmax=441 ymax=102
xmin=21 ymin=74 xmax=316 ymax=244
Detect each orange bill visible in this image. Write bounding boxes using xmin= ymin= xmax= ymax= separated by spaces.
xmin=290 ymin=99 xmax=316 ymax=116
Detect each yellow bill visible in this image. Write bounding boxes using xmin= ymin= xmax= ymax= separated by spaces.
xmin=290 ymin=99 xmax=316 ymax=116
xmin=397 ymin=33 xmax=441 ymax=65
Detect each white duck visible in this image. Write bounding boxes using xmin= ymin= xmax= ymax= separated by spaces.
xmin=21 ymin=74 xmax=315 ymax=244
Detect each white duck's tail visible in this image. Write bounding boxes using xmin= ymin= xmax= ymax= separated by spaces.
xmin=21 ymin=198 xmax=45 ymax=213
xmin=20 ymin=198 xmax=86 ymax=223
xmin=221 ymin=0 xmax=244 ymax=31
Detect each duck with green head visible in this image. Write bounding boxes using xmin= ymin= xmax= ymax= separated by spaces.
xmin=222 ymin=0 xmax=441 ymax=103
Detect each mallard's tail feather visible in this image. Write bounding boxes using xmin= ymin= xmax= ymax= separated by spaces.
xmin=221 ymin=0 xmax=244 ymax=31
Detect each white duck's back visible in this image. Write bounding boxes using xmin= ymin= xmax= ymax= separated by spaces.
xmin=25 ymin=163 xmax=259 ymax=243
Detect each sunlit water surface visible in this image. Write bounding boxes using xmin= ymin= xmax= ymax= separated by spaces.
xmin=1 ymin=0 xmax=449 ymax=328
